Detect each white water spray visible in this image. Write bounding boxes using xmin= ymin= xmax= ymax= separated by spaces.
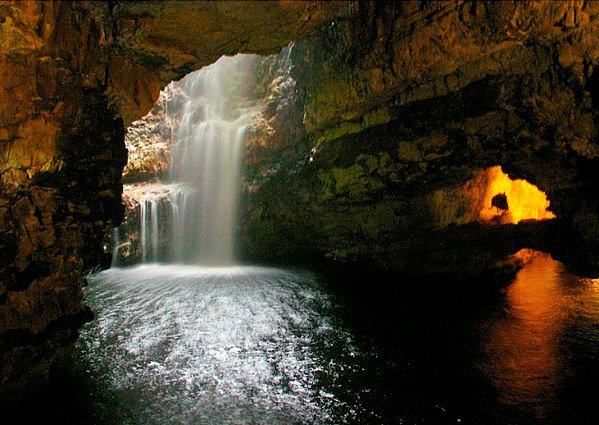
xmin=110 ymin=227 xmax=120 ymax=268
xmin=169 ymin=56 xmax=254 ymax=264
xmin=124 ymin=55 xmax=257 ymax=265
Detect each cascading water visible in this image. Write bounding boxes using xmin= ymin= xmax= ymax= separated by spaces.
xmin=110 ymin=227 xmax=120 ymax=268
xmin=169 ymin=91 xmax=248 ymax=264
xmin=140 ymin=199 xmax=148 ymax=263
xmin=132 ymin=55 xmax=257 ymax=265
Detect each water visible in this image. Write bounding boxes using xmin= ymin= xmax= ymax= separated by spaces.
xmin=76 ymin=266 xmax=361 ymax=424
xmin=52 ymin=251 xmax=597 ymax=424
xmin=136 ymin=55 xmax=257 ymax=265
xmin=139 ymin=199 xmax=147 ymax=263
xmin=110 ymin=227 xmax=119 ymax=268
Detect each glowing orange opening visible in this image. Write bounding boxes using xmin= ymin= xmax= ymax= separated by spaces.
xmin=465 ymin=166 xmax=556 ymax=224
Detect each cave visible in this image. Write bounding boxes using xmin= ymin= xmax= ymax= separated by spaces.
xmin=463 ymin=165 xmax=556 ymax=224
xmin=1 ymin=2 xmax=598 ymax=423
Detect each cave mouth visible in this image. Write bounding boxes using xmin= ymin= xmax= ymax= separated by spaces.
xmin=4 ymin=3 xmax=599 ymax=422
xmin=465 ymin=165 xmax=556 ymax=225
xmin=113 ymin=53 xmax=274 ymax=266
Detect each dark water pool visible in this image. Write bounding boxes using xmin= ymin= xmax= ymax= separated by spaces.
xmin=32 ymin=251 xmax=599 ymax=424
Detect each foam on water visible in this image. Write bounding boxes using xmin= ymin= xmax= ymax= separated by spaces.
xmin=77 ymin=266 xmax=367 ymax=424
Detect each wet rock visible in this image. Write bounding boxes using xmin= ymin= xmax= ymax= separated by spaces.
xmin=1 ymin=1 xmax=344 ymax=404
xmin=240 ymin=1 xmax=599 ymax=276
xmin=2 ymin=0 xmax=599 ymax=406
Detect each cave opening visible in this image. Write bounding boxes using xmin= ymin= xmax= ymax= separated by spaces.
xmin=3 ymin=2 xmax=599 ymax=423
xmin=465 ymin=165 xmax=556 ymax=225
xmin=112 ymin=52 xmax=276 ymax=266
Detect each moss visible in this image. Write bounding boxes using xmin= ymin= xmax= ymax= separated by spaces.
xmin=320 ymin=153 xmax=396 ymax=203
xmin=315 ymin=107 xmax=392 ymax=144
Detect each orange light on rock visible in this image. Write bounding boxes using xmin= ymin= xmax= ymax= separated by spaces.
xmin=465 ymin=166 xmax=556 ymax=224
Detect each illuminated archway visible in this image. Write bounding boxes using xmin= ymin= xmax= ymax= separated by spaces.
xmin=465 ymin=166 xmax=556 ymax=224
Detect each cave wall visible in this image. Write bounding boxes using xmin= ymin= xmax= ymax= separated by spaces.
xmin=240 ymin=1 xmax=599 ymax=275
xmin=1 ymin=0 xmax=598 ymax=406
xmin=0 ymin=2 xmax=126 ymax=403
xmin=0 ymin=0 xmax=346 ymax=404
xmin=107 ymin=1 xmax=348 ymax=126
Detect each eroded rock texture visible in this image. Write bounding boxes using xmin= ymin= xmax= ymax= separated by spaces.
xmin=241 ymin=1 xmax=599 ymax=276
xmin=0 ymin=0 xmax=345 ymax=404
xmin=1 ymin=0 xmax=598 ymax=407
xmin=0 ymin=2 xmax=125 ymax=404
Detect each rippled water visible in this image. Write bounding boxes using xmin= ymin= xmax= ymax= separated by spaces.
xmin=77 ymin=265 xmax=367 ymax=424
xmin=66 ymin=252 xmax=598 ymax=424
xmin=478 ymin=251 xmax=599 ymax=424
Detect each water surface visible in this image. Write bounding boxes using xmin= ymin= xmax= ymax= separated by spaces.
xmin=68 ymin=252 xmax=598 ymax=424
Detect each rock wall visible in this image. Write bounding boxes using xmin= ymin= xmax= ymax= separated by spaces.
xmin=1 ymin=0 xmax=598 ymax=407
xmin=0 ymin=0 xmax=346 ymax=405
xmin=240 ymin=1 xmax=599 ymax=275
xmin=0 ymin=2 xmax=126 ymax=403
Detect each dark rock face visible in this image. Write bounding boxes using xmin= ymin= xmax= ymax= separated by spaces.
xmin=1 ymin=0 xmax=598 ymax=407
xmin=239 ymin=1 xmax=599 ymax=275
xmin=0 ymin=2 xmax=126 ymax=403
xmin=0 ymin=0 xmax=346 ymax=405
xmin=491 ymin=194 xmax=509 ymax=212
xmin=107 ymin=1 xmax=349 ymax=126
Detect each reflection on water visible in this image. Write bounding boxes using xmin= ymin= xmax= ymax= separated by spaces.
xmin=486 ymin=251 xmax=565 ymax=409
xmin=481 ymin=250 xmax=599 ymax=423
xmin=63 ymin=254 xmax=599 ymax=424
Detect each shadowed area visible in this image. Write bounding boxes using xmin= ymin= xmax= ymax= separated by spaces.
xmin=1 ymin=1 xmax=598 ymax=415
xmin=24 ymin=255 xmax=596 ymax=424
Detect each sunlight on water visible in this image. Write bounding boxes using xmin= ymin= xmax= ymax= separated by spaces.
xmin=75 ymin=255 xmax=599 ymax=423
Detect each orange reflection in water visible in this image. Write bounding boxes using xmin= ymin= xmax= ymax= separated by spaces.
xmin=482 ymin=250 xmax=599 ymax=419
xmin=465 ymin=166 xmax=556 ymax=224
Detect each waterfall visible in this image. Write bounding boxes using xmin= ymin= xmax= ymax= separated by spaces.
xmin=169 ymin=57 xmax=252 ymax=264
xmin=151 ymin=200 xmax=159 ymax=261
xmin=111 ymin=227 xmax=120 ymax=268
xmin=130 ymin=55 xmax=257 ymax=265
xmin=140 ymin=198 xmax=148 ymax=263
xmin=169 ymin=122 xmax=246 ymax=264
